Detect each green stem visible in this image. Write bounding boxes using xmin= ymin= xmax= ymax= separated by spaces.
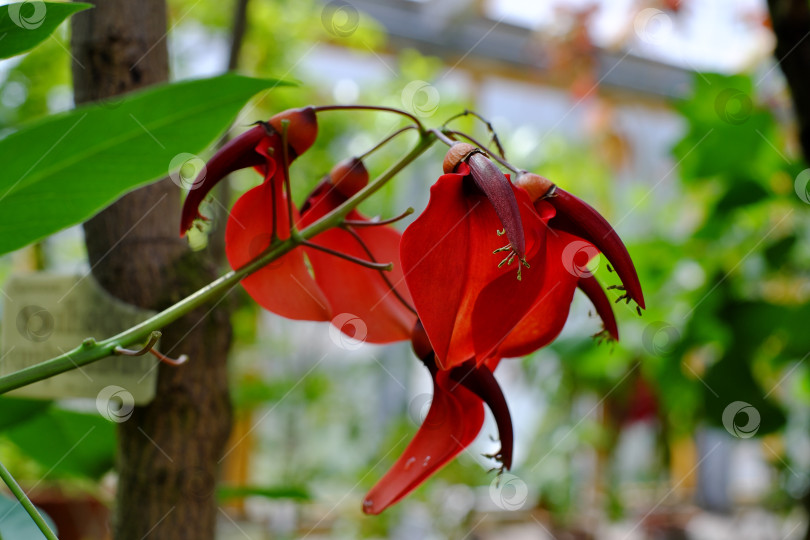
xmin=0 ymin=131 xmax=436 ymax=395
xmin=0 ymin=461 xmax=58 ymax=540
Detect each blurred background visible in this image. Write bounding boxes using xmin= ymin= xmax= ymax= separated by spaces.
xmin=2 ymin=0 xmax=810 ymax=538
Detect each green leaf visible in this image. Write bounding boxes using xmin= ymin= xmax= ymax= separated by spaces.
xmin=0 ymin=2 xmax=91 ymax=59
xmin=4 ymin=407 xmax=116 ymax=480
xmin=0 ymin=397 xmax=51 ymax=431
xmin=0 ymin=74 xmax=292 ymax=255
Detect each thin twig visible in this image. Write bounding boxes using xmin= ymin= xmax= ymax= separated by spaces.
xmin=114 ymin=331 xmax=162 ymax=356
xmin=358 ymin=125 xmax=418 ymax=161
xmin=342 ymin=226 xmax=417 ymax=315
xmin=301 ymin=240 xmax=393 ymax=271
xmin=313 ymin=105 xmax=424 ymax=132
xmin=343 ymin=207 xmax=414 ymax=227
xmin=442 ymin=109 xmax=506 ymax=158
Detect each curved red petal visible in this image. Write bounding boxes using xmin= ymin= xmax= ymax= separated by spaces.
xmin=300 ymin=188 xmax=416 ymax=343
xmin=362 ymin=368 xmax=484 ymax=515
xmin=225 ymin=177 xmax=330 ymax=321
xmin=467 ymin=152 xmax=526 ymax=258
xmin=494 ymin=230 xmax=582 ymax=358
xmin=180 ymin=125 xmax=266 ymax=235
xmin=448 ymin=361 xmax=513 ymax=470
xmin=577 ymin=274 xmax=619 ymax=341
xmin=548 ymin=188 xmax=645 ymax=309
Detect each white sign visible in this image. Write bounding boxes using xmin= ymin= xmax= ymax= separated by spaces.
xmin=1 ymin=273 xmax=158 ymax=404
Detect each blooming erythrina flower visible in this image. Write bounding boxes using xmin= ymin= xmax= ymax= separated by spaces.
xmin=179 ymin=106 xmax=645 ymax=515
xmin=400 ymin=143 xmax=643 ymax=369
xmin=363 ymin=143 xmax=644 ymax=514
xmin=180 ymin=107 xmax=415 ymax=343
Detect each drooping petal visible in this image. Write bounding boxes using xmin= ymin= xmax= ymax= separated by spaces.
xmin=362 ymin=362 xmax=485 ymax=515
xmin=299 ymin=186 xmax=416 ymax=343
xmin=225 ymin=174 xmax=331 ymax=321
xmin=577 ymin=274 xmax=619 ymax=341
xmin=448 ymin=359 xmax=513 ymax=470
xmin=493 ymin=228 xmax=582 ymax=359
xmin=547 ymin=187 xmax=645 ymax=309
xmin=180 ymin=125 xmax=266 ymax=235
xmin=402 ymin=169 xmax=552 ymax=369
xmin=180 ymin=107 xmax=319 ymax=236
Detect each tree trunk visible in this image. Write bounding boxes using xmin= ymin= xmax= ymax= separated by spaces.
xmin=766 ymin=3 xmax=810 ymax=538
xmin=767 ymin=0 xmax=810 ymax=164
xmin=71 ymin=2 xmax=232 ymax=539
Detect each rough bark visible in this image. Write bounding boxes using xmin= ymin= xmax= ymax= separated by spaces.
xmin=767 ymin=0 xmax=810 ymax=164
xmin=71 ymin=1 xmax=232 ymax=539
xmin=767 ymin=3 xmax=810 ymax=537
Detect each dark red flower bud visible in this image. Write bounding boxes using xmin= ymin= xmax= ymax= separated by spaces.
xmin=442 ymin=142 xmax=477 ymax=174
xmin=179 ymin=125 xmax=266 ymax=235
xmin=516 ymin=172 xmax=554 ymax=201
xmin=268 ymin=106 xmax=318 ymax=157
xmin=329 ymin=157 xmax=369 ymax=197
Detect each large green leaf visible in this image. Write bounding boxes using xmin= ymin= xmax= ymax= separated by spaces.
xmin=0 ymin=396 xmax=51 ymax=431
xmin=0 ymin=74 xmax=291 ymax=255
xmin=4 ymin=407 xmax=116 ymax=479
xmin=0 ymin=2 xmax=91 ymax=59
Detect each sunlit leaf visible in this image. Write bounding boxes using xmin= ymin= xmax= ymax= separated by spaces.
xmin=0 ymin=74 xmax=292 ymax=255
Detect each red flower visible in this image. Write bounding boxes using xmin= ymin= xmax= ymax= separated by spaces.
xmin=180 ymin=108 xmax=414 ymax=343
xmin=365 ymin=146 xmax=645 ymax=513
xmin=400 ymin=144 xmax=643 ymax=368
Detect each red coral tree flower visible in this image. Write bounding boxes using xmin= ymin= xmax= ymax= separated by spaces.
xmin=364 ymin=144 xmax=645 ymax=513
xmin=180 ymin=108 xmax=414 ymax=343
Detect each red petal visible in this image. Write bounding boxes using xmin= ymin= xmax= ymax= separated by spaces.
xmin=402 ymin=175 xmax=553 ymax=369
xmin=299 ymin=188 xmax=416 ymax=343
xmin=448 ymin=360 xmax=513 ymax=469
xmin=225 ymin=176 xmax=331 ymax=321
xmin=494 ymin=229 xmax=582 ymax=358
xmin=467 ymin=152 xmax=526 ymax=258
xmin=180 ymin=125 xmax=266 ymax=235
xmin=548 ymin=188 xmax=645 ymax=309
xmin=577 ymin=274 xmax=619 ymax=341
xmin=362 ymin=369 xmax=484 ymax=515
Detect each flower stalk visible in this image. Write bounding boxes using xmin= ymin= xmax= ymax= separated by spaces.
xmin=0 ymin=460 xmax=58 ymax=540
xmin=0 ymin=130 xmax=436 ymax=395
